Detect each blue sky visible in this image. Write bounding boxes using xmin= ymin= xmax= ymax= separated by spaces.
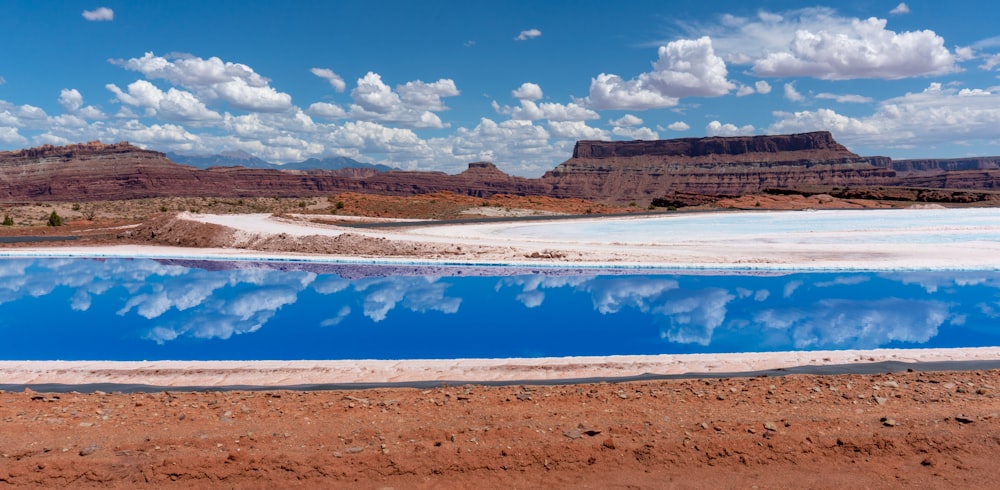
xmin=1 ymin=1 xmax=999 ymax=176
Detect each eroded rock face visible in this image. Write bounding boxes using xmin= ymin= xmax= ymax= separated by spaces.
xmin=3 ymin=135 xmax=1000 ymax=204
xmin=542 ymin=132 xmax=898 ymax=199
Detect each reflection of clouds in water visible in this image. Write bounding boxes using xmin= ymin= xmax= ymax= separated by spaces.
xmin=504 ymin=275 xmax=731 ymax=345
xmin=815 ymin=275 xmax=869 ymax=288
xmin=139 ymin=270 xmax=316 ymax=344
xmin=321 ymin=305 xmax=352 ymax=327
xmin=583 ymin=278 xmax=679 ymax=314
xmin=755 ymin=298 xmax=949 ymax=349
xmin=354 ymin=277 xmax=461 ymax=322
xmin=656 ymin=288 xmax=736 ymax=346
xmin=0 ymin=258 xmax=320 ymax=344
xmin=0 ymin=259 xmax=187 ymax=308
xmin=498 ymin=275 xmax=592 ymax=308
xmin=881 ymin=272 xmax=991 ymax=293
xmin=783 ymin=280 xmax=802 ymax=298
xmin=737 ymin=287 xmax=770 ymax=301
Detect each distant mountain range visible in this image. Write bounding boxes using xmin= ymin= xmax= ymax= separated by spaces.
xmin=165 ymin=150 xmax=394 ymax=172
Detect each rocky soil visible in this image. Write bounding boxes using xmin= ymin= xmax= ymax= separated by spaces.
xmin=2 ymin=370 xmax=1000 ymax=488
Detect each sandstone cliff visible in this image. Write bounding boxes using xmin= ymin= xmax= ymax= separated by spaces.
xmin=3 ymin=135 xmax=1000 ymax=204
xmin=542 ymin=132 xmax=898 ymax=200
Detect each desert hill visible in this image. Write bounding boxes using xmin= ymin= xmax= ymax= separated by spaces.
xmin=1 ymin=134 xmax=999 ymax=205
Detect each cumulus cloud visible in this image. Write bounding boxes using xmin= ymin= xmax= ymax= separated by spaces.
xmin=666 ymin=121 xmax=690 ymax=131
xmin=347 ymin=72 xmax=458 ymax=128
xmin=769 ymin=82 xmax=1000 ymax=149
xmin=783 ymin=83 xmax=804 ymax=102
xmin=107 ymin=80 xmax=223 ymax=122
xmin=493 ymin=99 xmax=599 ymax=121
xmin=706 ymin=120 xmax=754 ymax=136
xmin=583 ymin=36 xmax=735 ymax=110
xmin=890 ymin=2 xmax=910 ymax=15
xmin=58 ymin=89 xmax=84 ymax=113
xmin=610 ymin=114 xmax=643 ymax=127
xmin=82 ymin=7 xmax=113 ymax=21
xmin=0 ymin=127 xmax=27 ymax=145
xmin=755 ymin=81 xmax=772 ymax=94
xmin=113 ymin=52 xmax=294 ymax=112
xmin=612 ymin=126 xmax=659 ymax=140
xmin=512 ymin=82 xmax=543 ymax=101
xmin=547 ymin=121 xmax=609 ymax=140
xmin=306 ymin=101 xmax=347 ymax=120
xmin=310 ymin=67 xmax=346 ymax=92
xmin=689 ymin=8 xmax=957 ymax=80
xmin=515 ymin=28 xmax=542 ymax=41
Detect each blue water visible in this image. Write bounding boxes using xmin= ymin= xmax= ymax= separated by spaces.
xmin=1 ymin=258 xmax=998 ymax=361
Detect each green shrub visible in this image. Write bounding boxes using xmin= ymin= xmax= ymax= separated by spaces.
xmin=2 ymin=215 xmax=13 ymax=226
xmin=47 ymin=210 xmax=63 ymax=227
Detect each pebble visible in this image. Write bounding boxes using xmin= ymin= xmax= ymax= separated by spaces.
xmin=763 ymin=422 xmax=777 ymax=432
xmin=79 ymin=444 xmax=98 ymax=456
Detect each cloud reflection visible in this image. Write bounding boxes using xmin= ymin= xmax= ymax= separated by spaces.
xmin=755 ymin=298 xmax=950 ymax=349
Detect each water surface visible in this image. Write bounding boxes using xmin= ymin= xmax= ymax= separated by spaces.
xmin=1 ymin=258 xmax=998 ymax=361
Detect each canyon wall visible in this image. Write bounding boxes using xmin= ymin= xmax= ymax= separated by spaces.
xmin=2 ymin=134 xmax=1000 ymax=204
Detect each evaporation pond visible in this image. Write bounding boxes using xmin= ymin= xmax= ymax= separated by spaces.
xmin=1 ymin=258 xmax=998 ymax=361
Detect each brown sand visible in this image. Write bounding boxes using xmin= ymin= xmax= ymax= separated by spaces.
xmin=3 ymin=369 xmax=1000 ymax=488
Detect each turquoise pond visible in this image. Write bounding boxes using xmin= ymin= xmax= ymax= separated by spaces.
xmin=1 ymin=258 xmax=999 ymax=361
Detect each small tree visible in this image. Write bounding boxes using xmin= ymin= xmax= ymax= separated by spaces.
xmin=2 ymin=215 xmax=13 ymax=226
xmin=47 ymin=210 xmax=63 ymax=227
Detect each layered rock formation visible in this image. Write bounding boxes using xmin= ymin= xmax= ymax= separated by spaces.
xmin=542 ymin=132 xmax=898 ymax=200
xmin=3 ymin=134 xmax=1000 ymax=204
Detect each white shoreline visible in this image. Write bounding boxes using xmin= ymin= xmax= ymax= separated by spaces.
xmin=2 ymin=348 xmax=1000 ymax=386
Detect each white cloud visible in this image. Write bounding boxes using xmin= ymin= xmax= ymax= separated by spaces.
xmin=547 ymin=120 xmax=609 ymax=140
xmin=347 ymin=72 xmax=457 ymax=128
xmin=106 ymin=80 xmax=222 ymax=122
xmin=515 ymin=28 xmax=542 ymax=41
xmin=82 ymin=7 xmax=113 ymax=21
xmin=114 ymin=52 xmax=294 ymax=112
xmin=612 ymin=126 xmax=659 ymax=140
xmin=769 ymin=82 xmax=1000 ymax=149
xmin=306 ymin=102 xmax=347 ymax=120
xmin=706 ymin=120 xmax=754 ymax=136
xmin=0 ymin=127 xmax=27 ymax=145
xmin=752 ymin=17 xmax=956 ymax=80
xmin=736 ymin=85 xmax=755 ymax=96
xmin=58 ymin=89 xmax=84 ymax=112
xmin=397 ymin=79 xmax=460 ymax=111
xmin=310 ymin=67 xmax=346 ymax=92
xmin=584 ymin=73 xmax=679 ymax=110
xmin=783 ymin=82 xmax=804 ymax=101
xmin=667 ymin=121 xmax=690 ymax=131
xmin=610 ymin=114 xmax=643 ymax=127
xmin=583 ymin=36 xmax=735 ymax=110
xmin=755 ymin=81 xmax=772 ymax=94
xmin=0 ymin=76 xmax=6 ymax=85
xmin=815 ymin=92 xmax=874 ymax=104
xmin=890 ymin=3 xmax=910 ymax=15
xmin=512 ymin=82 xmax=543 ymax=101
xmin=980 ymin=53 xmax=1000 ymax=71
xmin=695 ymin=8 xmax=956 ymax=80
xmin=493 ymin=99 xmax=598 ymax=122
